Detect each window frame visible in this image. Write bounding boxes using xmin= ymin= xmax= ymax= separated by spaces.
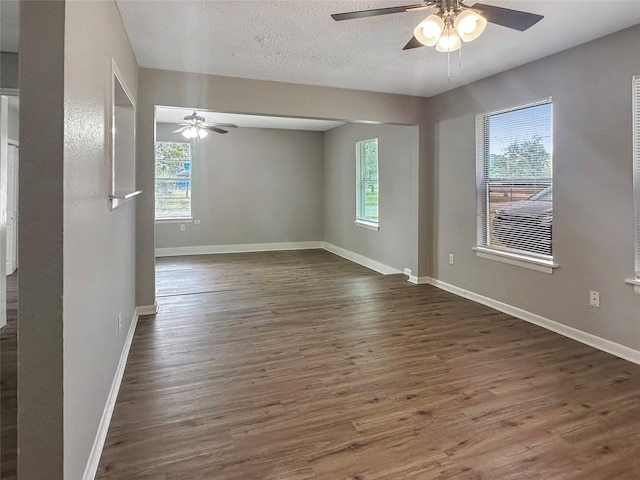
xmin=628 ymin=76 xmax=640 ymax=293
xmin=355 ymin=138 xmax=379 ymax=230
xmin=474 ymin=98 xmax=558 ymax=273
xmin=154 ymin=140 xmax=193 ymax=221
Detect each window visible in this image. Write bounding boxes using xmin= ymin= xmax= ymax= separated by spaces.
xmin=155 ymin=141 xmax=192 ymax=219
xmin=632 ymin=76 xmax=640 ymax=292
xmin=476 ymin=98 xmax=554 ymax=267
xmin=356 ymin=138 xmax=379 ymax=227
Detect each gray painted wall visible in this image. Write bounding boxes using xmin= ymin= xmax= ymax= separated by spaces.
xmin=324 ymin=123 xmax=419 ymax=273
xmin=155 ymin=124 xmax=324 ymax=248
xmin=19 ymin=2 xmax=64 ymax=478
xmin=424 ymin=24 xmax=640 ymax=349
xmin=20 ymin=1 xmax=138 ymax=478
xmin=63 ymin=1 xmax=138 ymax=478
xmin=137 ymin=69 xmax=425 ymax=307
xmin=1 ymin=52 xmax=19 ymax=89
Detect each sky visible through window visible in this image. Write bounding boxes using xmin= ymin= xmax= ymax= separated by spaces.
xmin=488 ymin=103 xmax=552 ymax=156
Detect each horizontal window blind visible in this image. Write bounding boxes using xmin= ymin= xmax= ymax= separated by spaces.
xmin=476 ymin=98 xmax=553 ymax=258
xmin=634 ymin=76 xmax=640 ymax=280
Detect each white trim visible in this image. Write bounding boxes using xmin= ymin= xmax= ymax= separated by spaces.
xmin=473 ymin=246 xmax=558 ymax=274
xmin=408 ymin=275 xmax=432 ymax=285
xmin=155 ymin=218 xmax=194 ymax=224
xmin=322 ymin=242 xmax=401 ymax=275
xmin=0 ymin=88 xmax=19 ymax=96
xmin=633 ymin=76 xmax=640 ymax=294
xmin=429 ymin=278 xmax=640 ymax=366
xmin=136 ymin=302 xmax=159 ymax=315
xmin=109 ymin=59 xmax=137 ymax=211
xmin=484 ymin=96 xmax=553 ymax=118
xmin=82 ymin=310 xmax=139 ymax=480
xmin=110 ymin=190 xmax=142 ymax=200
xmin=354 ymin=219 xmax=379 ymax=231
xmin=625 ymin=278 xmax=640 ymax=294
xmin=155 ymin=241 xmax=323 ymax=257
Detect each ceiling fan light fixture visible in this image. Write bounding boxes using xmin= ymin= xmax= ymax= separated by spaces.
xmin=182 ymin=126 xmax=208 ymax=139
xmin=435 ymin=26 xmax=461 ymax=52
xmin=414 ymin=14 xmax=444 ymax=47
xmin=454 ymin=9 xmax=487 ymax=42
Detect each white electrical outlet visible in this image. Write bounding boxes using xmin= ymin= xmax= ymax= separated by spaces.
xmin=589 ymin=291 xmax=600 ymax=308
xmin=194 ymin=219 xmax=201 ymax=225
xmin=180 ymin=224 xmax=186 ymax=232
xmin=448 ymin=253 xmax=454 ymax=265
xmin=118 ymin=313 xmax=122 ymax=333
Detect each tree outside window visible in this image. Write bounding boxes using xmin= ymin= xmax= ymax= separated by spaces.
xmin=155 ymin=141 xmax=192 ymax=219
xmin=356 ymin=139 xmax=378 ymax=224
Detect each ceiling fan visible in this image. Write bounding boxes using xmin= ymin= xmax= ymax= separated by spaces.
xmin=173 ymin=111 xmax=238 ymax=140
xmin=331 ymin=0 xmax=543 ymax=52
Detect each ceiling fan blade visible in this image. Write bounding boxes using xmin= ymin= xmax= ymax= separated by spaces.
xmin=201 ymin=125 xmax=229 ymax=134
xmin=204 ymin=123 xmax=238 ymax=129
xmin=331 ymin=4 xmax=422 ymax=21
xmin=471 ymin=3 xmax=543 ymax=31
xmin=173 ymin=126 xmax=189 ymax=133
xmin=403 ymin=36 xmax=424 ymax=50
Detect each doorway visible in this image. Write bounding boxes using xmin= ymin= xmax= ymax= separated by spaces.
xmin=0 ymin=92 xmax=19 ymax=480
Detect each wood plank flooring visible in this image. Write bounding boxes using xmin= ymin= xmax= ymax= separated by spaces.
xmin=1 ymin=272 xmax=18 ymax=480
xmin=97 ymin=250 xmax=640 ymax=479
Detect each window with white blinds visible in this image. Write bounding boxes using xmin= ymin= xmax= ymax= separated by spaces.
xmin=476 ymin=98 xmax=553 ymax=261
xmin=633 ymin=76 xmax=640 ymax=285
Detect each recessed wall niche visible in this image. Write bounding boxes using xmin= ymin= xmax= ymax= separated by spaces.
xmin=109 ymin=60 xmax=140 ymax=209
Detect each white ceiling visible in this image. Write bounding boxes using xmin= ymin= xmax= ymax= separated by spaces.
xmin=156 ymin=106 xmax=345 ymax=130
xmin=116 ymin=0 xmax=640 ymax=98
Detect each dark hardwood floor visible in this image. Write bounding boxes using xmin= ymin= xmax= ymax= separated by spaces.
xmin=97 ymin=250 xmax=640 ymax=479
xmin=1 ymin=272 xmax=18 ymax=480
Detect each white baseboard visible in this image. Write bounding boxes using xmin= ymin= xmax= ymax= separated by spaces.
xmin=429 ymin=278 xmax=640 ymax=366
xmin=83 ymin=309 xmax=139 ymax=480
xmin=408 ymin=275 xmax=432 ymax=285
xmin=136 ymin=302 xmax=159 ymax=316
xmin=321 ymin=242 xmax=402 ymax=275
xmin=155 ymin=241 xmax=323 ymax=257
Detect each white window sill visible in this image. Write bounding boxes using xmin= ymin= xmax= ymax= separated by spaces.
xmin=155 ymin=218 xmax=193 ymax=224
xmin=625 ymin=278 xmax=640 ymax=294
xmin=473 ymin=246 xmax=558 ymax=274
xmin=355 ymin=219 xmax=379 ymax=231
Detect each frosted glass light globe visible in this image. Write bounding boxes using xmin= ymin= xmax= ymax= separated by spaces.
xmin=435 ymin=28 xmax=461 ymax=52
xmin=413 ymin=14 xmax=444 ymax=47
xmin=454 ymin=10 xmax=487 ymax=42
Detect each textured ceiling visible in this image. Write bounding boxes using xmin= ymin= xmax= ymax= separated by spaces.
xmin=116 ymin=0 xmax=640 ymax=98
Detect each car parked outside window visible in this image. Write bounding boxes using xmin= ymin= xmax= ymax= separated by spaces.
xmin=493 ymin=186 xmax=552 ymax=255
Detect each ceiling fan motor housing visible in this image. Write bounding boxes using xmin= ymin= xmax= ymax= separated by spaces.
xmin=439 ymin=0 xmax=461 ymax=14
xmin=185 ymin=111 xmax=206 ymax=124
